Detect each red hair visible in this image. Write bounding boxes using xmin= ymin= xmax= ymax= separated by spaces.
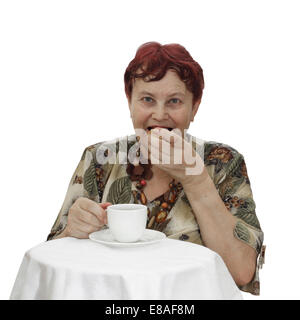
xmin=124 ymin=42 xmax=205 ymax=104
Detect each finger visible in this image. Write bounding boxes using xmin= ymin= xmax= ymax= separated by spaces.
xmin=77 ymin=198 xmax=105 ymax=222
xmin=150 ymin=131 xmax=176 ymax=148
xmin=151 ymin=130 xmax=186 ymax=154
xmin=144 ymin=137 xmax=161 ymax=163
xmin=99 ymin=202 xmax=112 ymax=209
xmin=147 ymin=135 xmax=171 ymax=164
xmin=77 ymin=219 xmax=100 ymax=235
xmin=103 ymin=212 xmax=108 ymax=225
xmin=152 ymin=128 xmax=183 ymax=148
xmin=150 ymin=135 xmax=185 ymax=165
xmin=143 ymin=133 xmax=171 ymax=163
xmin=149 ymin=135 xmax=173 ymax=162
xmin=150 ymin=135 xmax=171 ymax=153
xmin=99 ymin=208 xmax=108 ymax=225
xmin=76 ymin=207 xmax=103 ymax=228
xmin=99 ymin=203 xmax=110 ymax=224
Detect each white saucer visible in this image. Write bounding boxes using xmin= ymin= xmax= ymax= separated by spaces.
xmin=89 ymin=229 xmax=166 ymax=247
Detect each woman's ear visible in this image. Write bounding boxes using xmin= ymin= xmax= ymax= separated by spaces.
xmin=191 ymin=99 xmax=201 ymax=121
xmin=126 ymin=94 xmax=132 ymax=118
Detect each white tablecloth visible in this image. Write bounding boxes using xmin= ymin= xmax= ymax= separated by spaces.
xmin=10 ymin=237 xmax=243 ymax=300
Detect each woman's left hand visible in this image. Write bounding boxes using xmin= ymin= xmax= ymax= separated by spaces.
xmin=139 ymin=128 xmax=207 ymax=187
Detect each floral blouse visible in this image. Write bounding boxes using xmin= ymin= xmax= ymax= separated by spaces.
xmin=47 ymin=133 xmax=266 ymax=296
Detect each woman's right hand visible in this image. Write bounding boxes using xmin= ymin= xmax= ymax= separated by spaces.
xmin=62 ymin=197 xmax=112 ymax=239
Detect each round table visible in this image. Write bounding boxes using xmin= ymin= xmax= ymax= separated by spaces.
xmin=10 ymin=237 xmax=243 ymax=300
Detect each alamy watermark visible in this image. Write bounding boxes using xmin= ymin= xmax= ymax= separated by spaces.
xmin=96 ymin=129 xmax=205 ymax=175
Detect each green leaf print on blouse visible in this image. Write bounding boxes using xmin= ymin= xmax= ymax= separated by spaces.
xmin=234 ymin=220 xmax=251 ymax=244
xmin=83 ymin=159 xmax=98 ymax=198
xmin=219 ymin=176 xmax=245 ymax=199
xmin=235 ymin=210 xmax=261 ymax=230
xmin=226 ymin=154 xmax=244 ymax=177
xmin=106 ymin=176 xmax=132 ymax=204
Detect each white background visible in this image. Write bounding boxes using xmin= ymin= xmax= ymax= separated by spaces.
xmin=1 ymin=0 xmax=299 ymax=300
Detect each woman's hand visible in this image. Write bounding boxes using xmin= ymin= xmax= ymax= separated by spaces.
xmin=139 ymin=128 xmax=207 ymax=187
xmin=62 ymin=198 xmax=112 ymax=239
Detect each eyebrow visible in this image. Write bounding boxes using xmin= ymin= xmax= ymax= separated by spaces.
xmin=139 ymin=91 xmax=185 ymax=98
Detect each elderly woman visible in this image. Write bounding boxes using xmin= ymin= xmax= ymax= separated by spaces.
xmin=47 ymin=42 xmax=265 ymax=296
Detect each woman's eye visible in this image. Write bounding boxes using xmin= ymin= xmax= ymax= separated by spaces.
xmin=142 ymin=97 xmax=153 ymax=103
xmin=169 ymin=98 xmax=180 ymax=104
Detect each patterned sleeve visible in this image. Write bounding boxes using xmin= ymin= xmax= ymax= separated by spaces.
xmin=46 ymin=145 xmax=102 ymax=241
xmin=214 ymin=148 xmax=266 ymax=295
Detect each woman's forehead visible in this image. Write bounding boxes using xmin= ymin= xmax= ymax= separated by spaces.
xmin=132 ymin=70 xmax=187 ymax=96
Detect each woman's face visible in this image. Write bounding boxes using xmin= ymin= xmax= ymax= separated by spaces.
xmin=127 ymin=69 xmax=201 ymax=135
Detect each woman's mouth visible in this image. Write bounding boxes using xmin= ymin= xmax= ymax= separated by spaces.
xmin=146 ymin=126 xmax=173 ymax=132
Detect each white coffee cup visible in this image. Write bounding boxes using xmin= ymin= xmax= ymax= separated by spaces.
xmin=107 ymin=204 xmax=147 ymax=242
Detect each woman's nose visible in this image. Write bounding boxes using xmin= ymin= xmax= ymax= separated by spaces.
xmin=152 ymin=105 xmax=168 ymax=120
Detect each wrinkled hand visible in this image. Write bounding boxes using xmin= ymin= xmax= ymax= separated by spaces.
xmin=139 ymin=128 xmax=206 ymax=186
xmin=64 ymin=197 xmax=112 ymax=239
